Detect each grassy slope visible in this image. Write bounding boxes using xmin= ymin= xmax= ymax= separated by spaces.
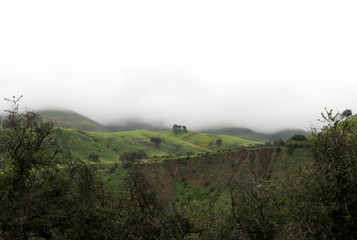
xmin=40 ymin=110 xmax=110 ymax=133
xmin=160 ymin=130 xmax=262 ymax=151
xmin=63 ymin=129 xmax=209 ymax=163
xmin=62 ymin=129 xmax=263 ymax=163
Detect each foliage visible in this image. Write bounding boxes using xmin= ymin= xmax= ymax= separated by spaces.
xmin=289 ymin=134 xmax=307 ymax=142
xmin=226 ymin=177 xmax=284 ymax=240
xmin=106 ymin=170 xmax=198 ymax=239
xmin=342 ymin=109 xmax=352 ymax=118
xmin=150 ymin=136 xmax=162 ymax=147
xmin=273 ymin=139 xmax=285 ymax=147
xmin=88 ymin=153 xmax=100 ymax=162
xmin=305 ymin=109 xmax=357 ymax=238
xmin=120 ymin=150 xmax=147 ymax=168
xmin=0 ymin=96 xmax=108 ymax=239
xmin=173 ymin=124 xmax=188 ymax=134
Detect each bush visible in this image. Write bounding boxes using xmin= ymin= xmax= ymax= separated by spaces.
xmin=288 ymin=134 xmax=307 ymax=141
xmin=120 ymin=150 xmax=147 ymax=168
xmin=150 ymin=137 xmax=162 ymax=147
xmin=88 ymin=153 xmax=100 ymax=162
xmin=0 ymin=96 xmax=107 ymax=239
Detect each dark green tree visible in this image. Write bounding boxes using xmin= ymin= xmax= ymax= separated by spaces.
xmin=0 ymin=96 xmax=108 ymax=239
xmin=306 ymin=109 xmax=357 ymax=238
xmin=120 ymin=150 xmax=147 ymax=168
xmin=284 ymin=109 xmax=357 ymax=239
xmin=342 ymin=109 xmax=352 ymax=118
xmin=289 ymin=134 xmax=307 ymax=141
xmin=150 ymin=137 xmax=162 ymax=147
xmin=183 ymin=125 xmax=187 ymax=132
xmin=273 ymin=139 xmax=285 ymax=147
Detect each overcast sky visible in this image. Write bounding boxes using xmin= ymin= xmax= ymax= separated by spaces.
xmin=1 ymin=0 xmax=356 ymax=132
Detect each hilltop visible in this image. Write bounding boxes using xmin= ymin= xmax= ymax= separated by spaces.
xmin=39 ymin=109 xmax=110 ymax=132
xmin=202 ymin=127 xmax=309 ymax=142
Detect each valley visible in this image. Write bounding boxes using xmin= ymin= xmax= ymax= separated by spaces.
xmin=2 ymin=106 xmax=356 ymax=239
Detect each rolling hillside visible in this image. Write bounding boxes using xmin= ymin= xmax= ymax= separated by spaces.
xmin=61 ymin=128 xmax=263 ymax=163
xmin=160 ymin=130 xmax=262 ymax=151
xmin=39 ymin=110 xmax=110 ymax=132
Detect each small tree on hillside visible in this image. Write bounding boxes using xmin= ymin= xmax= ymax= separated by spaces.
xmin=173 ymin=124 xmax=187 ymax=134
xmin=150 ymin=137 xmax=162 ymax=147
xmin=120 ymin=150 xmax=147 ymax=168
xmin=342 ymin=109 xmax=352 ymax=118
xmin=288 ymin=134 xmax=307 ymax=141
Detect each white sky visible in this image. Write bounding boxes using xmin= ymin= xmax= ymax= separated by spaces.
xmin=1 ymin=0 xmax=356 ymax=132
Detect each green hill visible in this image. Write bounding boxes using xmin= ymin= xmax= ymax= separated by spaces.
xmin=61 ymin=129 xmax=263 ymax=163
xmin=39 ymin=110 xmax=110 ymax=133
xmin=202 ymin=127 xmax=310 ymax=142
xmin=203 ymin=127 xmax=270 ymax=142
xmin=160 ymin=130 xmax=262 ymax=151
xmin=62 ymin=129 xmax=209 ymax=163
xmin=263 ymin=129 xmax=310 ymax=141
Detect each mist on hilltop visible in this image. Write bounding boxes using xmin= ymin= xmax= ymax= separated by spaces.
xmin=1 ymin=1 xmax=356 ymax=133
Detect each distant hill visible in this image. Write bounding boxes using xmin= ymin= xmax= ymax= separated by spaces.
xmin=39 ymin=110 xmax=110 ymax=133
xmin=262 ymin=129 xmax=310 ymax=141
xmin=202 ymin=127 xmax=310 ymax=142
xmin=203 ymin=127 xmax=270 ymax=142
xmin=38 ymin=109 xmax=310 ymax=142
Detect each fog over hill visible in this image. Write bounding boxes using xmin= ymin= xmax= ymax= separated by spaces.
xmin=1 ymin=1 xmax=356 ymax=132
xmin=33 ymin=109 xmax=309 ymax=143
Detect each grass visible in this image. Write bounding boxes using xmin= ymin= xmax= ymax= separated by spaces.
xmin=160 ymin=130 xmax=262 ymax=151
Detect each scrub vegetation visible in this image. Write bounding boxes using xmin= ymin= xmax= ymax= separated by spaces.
xmin=1 ymin=98 xmax=356 ymax=239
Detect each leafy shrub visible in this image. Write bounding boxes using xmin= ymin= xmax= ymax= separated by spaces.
xmin=88 ymin=153 xmax=100 ymax=162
